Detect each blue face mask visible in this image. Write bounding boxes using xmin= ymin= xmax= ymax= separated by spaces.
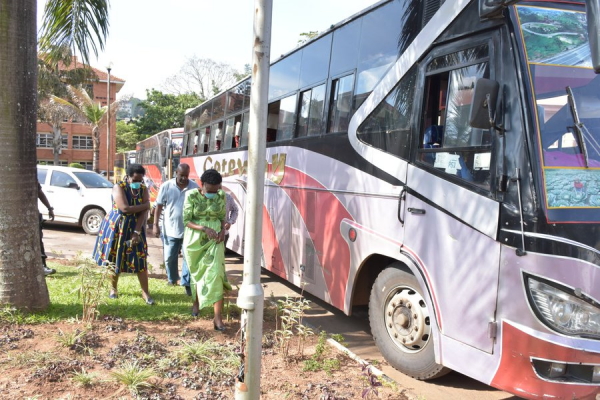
xmin=204 ymin=192 xmax=217 ymax=199
xmin=130 ymin=182 xmax=141 ymax=190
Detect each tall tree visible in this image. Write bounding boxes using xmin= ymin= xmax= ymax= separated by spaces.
xmin=0 ymin=0 xmax=50 ymax=310
xmin=0 ymin=0 xmax=110 ymax=310
xmin=161 ymin=56 xmax=240 ymax=98
xmin=38 ymin=97 xmax=77 ymax=165
xmin=116 ymin=120 xmax=142 ymax=152
xmin=135 ymin=89 xmax=202 ymax=135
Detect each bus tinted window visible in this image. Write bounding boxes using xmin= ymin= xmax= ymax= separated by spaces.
xmin=277 ymin=95 xmax=297 ymax=141
xmin=419 ymin=47 xmax=491 ymax=189
xmin=212 ymin=94 xmax=226 ymax=121
xmin=227 ymin=82 xmax=246 ymax=115
xmin=329 ymin=18 xmax=361 ymax=77
xmin=223 ymin=118 xmax=235 ymax=150
xmin=328 ymin=74 xmax=355 ymax=133
xmin=355 ymin=0 xmax=420 ymax=108
xmin=297 ymin=84 xmax=326 ymax=137
xmin=357 ymin=66 xmax=417 ymax=160
xmin=299 ymin=34 xmax=332 ymax=88
xmin=269 ymin=51 xmax=301 ymax=101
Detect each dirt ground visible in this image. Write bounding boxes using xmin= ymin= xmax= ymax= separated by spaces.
xmin=0 ymin=316 xmax=407 ymax=399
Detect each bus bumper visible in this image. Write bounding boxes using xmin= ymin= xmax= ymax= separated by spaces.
xmin=491 ymin=321 xmax=600 ymax=400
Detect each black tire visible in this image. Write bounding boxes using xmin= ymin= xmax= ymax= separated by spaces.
xmin=82 ymin=208 xmax=105 ymax=235
xmin=369 ymin=264 xmax=450 ymax=380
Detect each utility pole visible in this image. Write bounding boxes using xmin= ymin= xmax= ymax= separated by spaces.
xmin=235 ymin=0 xmax=272 ymax=399
xmin=106 ymin=64 xmax=112 ymax=179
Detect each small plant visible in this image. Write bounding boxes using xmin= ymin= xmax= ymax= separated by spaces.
xmin=274 ymin=295 xmax=313 ymax=360
xmin=71 ymin=368 xmax=97 ymax=387
xmin=361 ymin=364 xmax=383 ymax=399
xmin=111 ymin=361 xmax=155 ymax=396
xmin=0 ymin=305 xmax=25 ymax=324
xmin=76 ymin=255 xmax=115 ymax=324
xmin=302 ymin=331 xmax=342 ymax=376
xmin=56 ymin=328 xmax=86 ymax=348
xmin=177 ymin=338 xmax=240 ymax=375
xmin=330 ymin=333 xmax=347 ymax=347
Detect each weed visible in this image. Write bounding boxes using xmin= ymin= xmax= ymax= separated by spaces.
xmin=71 ymin=368 xmax=97 ymax=387
xmin=0 ymin=305 xmax=25 ymax=324
xmin=177 ymin=338 xmax=240 ymax=375
xmin=330 ymin=333 xmax=347 ymax=347
xmin=111 ymin=361 xmax=155 ymax=396
xmin=302 ymin=331 xmax=341 ymax=376
xmin=361 ymin=364 xmax=383 ymax=399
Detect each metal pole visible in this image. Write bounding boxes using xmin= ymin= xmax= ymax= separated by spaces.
xmin=106 ymin=67 xmax=111 ymax=179
xmin=235 ymin=0 xmax=271 ymax=398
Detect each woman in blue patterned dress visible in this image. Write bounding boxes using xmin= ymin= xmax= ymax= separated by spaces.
xmin=93 ymin=164 xmax=154 ymax=304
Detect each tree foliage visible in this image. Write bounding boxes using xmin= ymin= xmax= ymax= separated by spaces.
xmin=116 ymin=120 xmax=142 ymax=152
xmin=162 ymin=56 xmax=241 ymax=98
xmin=39 ymin=0 xmax=110 ymax=67
xmin=134 ymin=89 xmax=202 ymax=135
xmin=298 ymin=31 xmax=319 ymax=45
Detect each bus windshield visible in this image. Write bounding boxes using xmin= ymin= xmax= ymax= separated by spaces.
xmin=516 ymin=4 xmax=600 ymax=214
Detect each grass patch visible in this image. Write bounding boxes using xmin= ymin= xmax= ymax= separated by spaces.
xmin=111 ymin=361 xmax=155 ymax=396
xmin=0 ymin=263 xmax=240 ymax=324
xmin=71 ymin=368 xmax=97 ymax=387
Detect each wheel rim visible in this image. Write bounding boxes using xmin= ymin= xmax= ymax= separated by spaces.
xmin=86 ymin=214 xmax=102 ymax=232
xmin=384 ymin=286 xmax=432 ymax=353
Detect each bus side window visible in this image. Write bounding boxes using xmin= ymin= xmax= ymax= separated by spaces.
xmin=418 ymin=44 xmax=492 ymax=190
xmin=328 ymin=74 xmax=354 ymax=133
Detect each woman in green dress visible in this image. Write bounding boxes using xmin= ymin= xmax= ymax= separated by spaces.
xmin=183 ymin=169 xmax=231 ymax=330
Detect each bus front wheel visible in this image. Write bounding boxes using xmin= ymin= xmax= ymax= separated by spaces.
xmin=369 ymin=265 xmax=449 ymax=380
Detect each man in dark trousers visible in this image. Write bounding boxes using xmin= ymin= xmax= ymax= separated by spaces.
xmin=38 ymin=182 xmax=56 ymax=276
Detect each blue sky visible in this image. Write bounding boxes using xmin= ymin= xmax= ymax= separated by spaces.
xmin=38 ymin=0 xmax=380 ymax=99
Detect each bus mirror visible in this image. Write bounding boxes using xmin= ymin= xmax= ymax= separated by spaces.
xmin=469 ymin=78 xmax=499 ymax=130
xmin=586 ymin=0 xmax=600 ymax=73
xmin=479 ymin=0 xmax=519 ymax=19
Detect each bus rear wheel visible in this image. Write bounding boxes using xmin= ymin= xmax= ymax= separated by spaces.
xmin=369 ymin=265 xmax=449 ymax=380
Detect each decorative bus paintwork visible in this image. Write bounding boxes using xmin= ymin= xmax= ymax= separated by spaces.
xmin=181 ymin=1 xmax=600 ymax=398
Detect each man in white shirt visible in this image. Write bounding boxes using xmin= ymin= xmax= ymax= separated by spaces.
xmin=153 ymin=164 xmax=199 ymax=295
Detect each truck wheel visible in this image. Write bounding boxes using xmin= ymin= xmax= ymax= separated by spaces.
xmin=369 ymin=264 xmax=450 ymax=380
xmin=82 ymin=208 xmax=105 ymax=235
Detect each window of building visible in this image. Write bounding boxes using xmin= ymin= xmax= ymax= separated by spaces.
xmin=297 ymin=84 xmax=326 ymax=137
xmin=328 ymin=74 xmax=355 ymax=133
xmin=38 ymin=160 xmax=68 ymax=166
xmin=357 ymin=66 xmax=417 ymax=160
xmin=72 ymin=136 xmax=93 ymax=150
xmin=37 ymin=133 xmax=67 ymax=148
xmin=418 ymin=45 xmax=492 ymax=189
xmin=75 ymin=161 xmax=93 ymax=170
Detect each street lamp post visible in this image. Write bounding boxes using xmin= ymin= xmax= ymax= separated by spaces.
xmin=106 ymin=64 xmax=112 ymax=180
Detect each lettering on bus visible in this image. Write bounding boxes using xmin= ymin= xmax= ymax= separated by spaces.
xmin=203 ymin=153 xmax=287 ymax=185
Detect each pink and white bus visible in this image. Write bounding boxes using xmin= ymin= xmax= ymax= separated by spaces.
xmin=181 ymin=1 xmax=600 ymax=398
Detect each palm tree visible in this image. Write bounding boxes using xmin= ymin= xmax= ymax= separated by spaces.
xmin=0 ymin=0 xmax=109 ymax=310
xmin=56 ymin=85 xmax=120 ymax=172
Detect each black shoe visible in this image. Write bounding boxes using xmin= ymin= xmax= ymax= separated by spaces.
xmin=213 ymin=321 xmax=226 ymax=332
xmin=184 ymin=286 xmax=192 ymax=296
xmin=44 ymin=267 xmax=56 ymax=276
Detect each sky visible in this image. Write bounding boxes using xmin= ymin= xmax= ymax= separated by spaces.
xmin=38 ymin=0 xmax=381 ymax=99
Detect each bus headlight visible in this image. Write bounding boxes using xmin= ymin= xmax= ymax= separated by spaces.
xmin=526 ymin=277 xmax=600 ymax=338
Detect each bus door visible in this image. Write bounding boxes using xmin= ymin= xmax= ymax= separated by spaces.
xmin=403 ymin=38 xmax=501 ymax=353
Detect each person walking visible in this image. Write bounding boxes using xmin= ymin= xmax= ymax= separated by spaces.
xmin=37 ymin=182 xmax=56 ymax=276
xmin=183 ymin=169 xmax=230 ymax=330
xmin=153 ymin=164 xmax=198 ymax=295
xmin=93 ymin=164 xmax=154 ymax=305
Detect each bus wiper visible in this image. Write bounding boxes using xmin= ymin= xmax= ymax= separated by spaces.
xmin=565 ymin=86 xmax=590 ymax=168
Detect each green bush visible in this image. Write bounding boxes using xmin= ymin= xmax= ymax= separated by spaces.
xmin=69 ymin=162 xmax=85 ymax=169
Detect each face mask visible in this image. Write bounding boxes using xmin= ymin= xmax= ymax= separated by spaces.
xmin=130 ymin=182 xmax=141 ymax=190
xmin=204 ymin=192 xmax=216 ymax=199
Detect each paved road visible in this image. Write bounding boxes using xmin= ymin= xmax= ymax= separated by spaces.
xmin=42 ymin=224 xmax=517 ymax=400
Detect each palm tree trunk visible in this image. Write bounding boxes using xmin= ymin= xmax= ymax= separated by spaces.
xmin=92 ymin=126 xmax=100 ymax=172
xmin=0 ymin=0 xmax=50 ymax=310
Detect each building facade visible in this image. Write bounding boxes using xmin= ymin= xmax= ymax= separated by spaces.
xmin=36 ymin=60 xmax=125 ymax=173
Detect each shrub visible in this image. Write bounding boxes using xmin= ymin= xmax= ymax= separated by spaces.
xmin=69 ymin=162 xmax=85 ymax=169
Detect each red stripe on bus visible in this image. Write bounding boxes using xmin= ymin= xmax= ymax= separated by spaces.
xmin=262 ymin=205 xmax=287 ymax=280
xmin=279 ymin=167 xmax=353 ymax=311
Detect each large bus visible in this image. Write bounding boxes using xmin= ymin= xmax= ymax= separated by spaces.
xmin=181 ymin=1 xmax=600 ymax=398
xmin=136 ymin=127 xmax=184 ymax=204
